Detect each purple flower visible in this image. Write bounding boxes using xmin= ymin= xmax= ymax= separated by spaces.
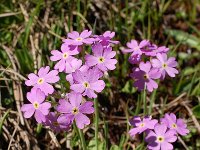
xmin=151 ymin=53 xmax=178 ymax=79
xmin=143 ymin=44 xmax=169 ymax=56
xmin=130 ymin=62 xmax=160 ymax=92
xmin=63 ymin=30 xmax=94 ymax=46
xmin=65 ymin=59 xmax=83 ymax=84
xmin=25 ymin=66 xmax=59 ymax=95
xmin=50 ymin=44 xmax=78 ymax=72
xmin=129 ymin=116 xmax=158 ymax=137
xmin=56 ymin=92 xmax=94 ymax=129
xmin=161 ymin=113 xmax=189 ymax=136
xmin=70 ymin=67 xmax=105 ymax=98
xmin=123 ymin=40 xmax=149 ymax=56
xmin=146 ymin=123 xmax=177 ymax=150
xmin=128 ymin=54 xmax=141 ymax=64
xmin=95 ymin=31 xmax=119 ymax=46
xmin=44 ymin=112 xmax=71 ymax=132
xmin=21 ymin=88 xmax=51 ymax=123
xmin=85 ymin=43 xmax=117 ymax=72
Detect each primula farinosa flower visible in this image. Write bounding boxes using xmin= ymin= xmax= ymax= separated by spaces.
xmin=70 ymin=68 xmax=105 ymax=98
xmin=56 ymin=92 xmax=94 ymax=129
xmin=123 ymin=40 xmax=149 ymax=56
xmin=128 ymin=54 xmax=141 ymax=64
xmin=85 ymin=43 xmax=117 ymax=72
xmin=95 ymin=31 xmax=119 ymax=46
xmin=143 ymin=44 xmax=169 ymax=56
xmin=146 ymin=123 xmax=177 ymax=150
xmin=129 ymin=116 xmax=158 ymax=137
xmin=130 ymin=62 xmax=160 ymax=92
xmin=21 ymin=88 xmax=51 ymax=123
xmin=63 ymin=30 xmax=94 ymax=46
xmin=50 ymin=44 xmax=78 ymax=72
xmin=161 ymin=113 xmax=189 ymax=136
xmin=25 ymin=66 xmax=59 ymax=95
xmin=44 ymin=112 xmax=71 ymax=132
xmin=65 ymin=59 xmax=82 ymax=84
xmin=151 ymin=53 xmax=178 ymax=79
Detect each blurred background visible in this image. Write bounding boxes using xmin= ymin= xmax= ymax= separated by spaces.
xmin=0 ymin=0 xmax=200 ymax=149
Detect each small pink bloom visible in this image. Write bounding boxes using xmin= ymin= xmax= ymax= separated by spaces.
xmin=63 ymin=30 xmax=95 ymax=46
xmin=21 ymin=88 xmax=51 ymax=123
xmin=25 ymin=66 xmax=59 ymax=95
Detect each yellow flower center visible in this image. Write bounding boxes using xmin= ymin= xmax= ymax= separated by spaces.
xmin=76 ymin=37 xmax=83 ymax=41
xmin=37 ymin=78 xmax=44 ymax=84
xmin=83 ymin=82 xmax=90 ymax=88
xmin=157 ymin=136 xmax=164 ymax=143
xmin=143 ymin=74 xmax=148 ymax=79
xmin=33 ymin=102 xmax=39 ymax=109
xmin=72 ymin=107 xmax=79 ymax=115
xmin=53 ymin=122 xmax=59 ymax=126
xmin=98 ymin=57 xmax=105 ymax=63
xmin=172 ymin=123 xmax=177 ymax=129
xmin=162 ymin=63 xmax=167 ymax=68
xmin=139 ymin=123 xmax=145 ymax=127
xmin=63 ymin=52 xmax=69 ymax=59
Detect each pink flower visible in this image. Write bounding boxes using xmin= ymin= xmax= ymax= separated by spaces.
xmin=143 ymin=44 xmax=169 ymax=56
xmin=95 ymin=31 xmax=119 ymax=46
xmin=63 ymin=30 xmax=95 ymax=46
xmin=145 ymin=123 xmax=177 ymax=150
xmin=21 ymin=88 xmax=51 ymax=123
xmin=44 ymin=112 xmax=71 ymax=132
xmin=129 ymin=116 xmax=158 ymax=137
xmin=50 ymin=44 xmax=78 ymax=72
xmin=128 ymin=54 xmax=141 ymax=64
xmin=70 ymin=68 xmax=105 ymax=98
xmin=131 ymin=62 xmax=160 ymax=92
xmin=65 ymin=59 xmax=83 ymax=84
xmin=25 ymin=66 xmax=59 ymax=95
xmin=123 ymin=40 xmax=149 ymax=56
xmin=85 ymin=43 xmax=117 ymax=72
xmin=151 ymin=53 xmax=178 ymax=79
xmin=161 ymin=113 xmax=189 ymax=136
xmin=56 ymin=92 xmax=94 ymax=129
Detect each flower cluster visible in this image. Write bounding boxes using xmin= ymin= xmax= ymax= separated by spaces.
xmin=129 ymin=113 xmax=189 ymax=150
xmin=21 ymin=30 xmax=119 ymax=131
xmin=123 ymin=40 xmax=178 ymax=92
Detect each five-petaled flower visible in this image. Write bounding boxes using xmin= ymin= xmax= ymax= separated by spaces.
xmin=21 ymin=88 xmax=51 ymax=123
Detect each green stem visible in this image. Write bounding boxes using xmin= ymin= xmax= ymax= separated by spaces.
xmin=143 ymin=84 xmax=147 ymax=115
xmin=94 ymin=98 xmax=99 ymax=150
xmin=74 ymin=123 xmax=87 ymax=150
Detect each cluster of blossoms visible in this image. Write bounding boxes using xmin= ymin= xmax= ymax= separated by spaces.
xmin=129 ymin=113 xmax=189 ymax=150
xmin=123 ymin=40 xmax=178 ymax=92
xmin=21 ymin=30 xmax=119 ymax=131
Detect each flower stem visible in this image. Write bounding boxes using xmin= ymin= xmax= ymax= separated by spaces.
xmin=74 ymin=123 xmax=87 ymax=150
xmin=143 ymin=84 xmax=147 ymax=115
xmin=94 ymin=98 xmax=99 ymax=150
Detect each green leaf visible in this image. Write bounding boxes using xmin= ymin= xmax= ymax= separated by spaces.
xmin=110 ymin=145 xmax=120 ymax=150
xmin=165 ymin=29 xmax=200 ymax=51
xmin=0 ymin=109 xmax=10 ymax=135
xmin=88 ymin=138 xmax=106 ymax=150
xmin=193 ymin=105 xmax=200 ymax=119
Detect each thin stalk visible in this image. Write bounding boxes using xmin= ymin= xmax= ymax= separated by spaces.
xmin=143 ymin=84 xmax=147 ymax=115
xmin=94 ymin=98 xmax=99 ymax=150
xmin=74 ymin=123 xmax=87 ymax=150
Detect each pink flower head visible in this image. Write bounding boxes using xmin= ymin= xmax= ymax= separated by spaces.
xmin=65 ymin=59 xmax=83 ymax=84
xmin=143 ymin=44 xmax=169 ymax=56
xmin=70 ymin=67 xmax=105 ymax=98
xmin=44 ymin=112 xmax=71 ymax=132
xmin=130 ymin=62 xmax=160 ymax=92
xmin=161 ymin=113 xmax=189 ymax=136
xmin=145 ymin=123 xmax=177 ymax=150
xmin=85 ymin=43 xmax=117 ymax=72
xmin=129 ymin=116 xmax=158 ymax=137
xmin=56 ymin=92 xmax=94 ymax=129
xmin=21 ymin=88 xmax=51 ymax=123
xmin=95 ymin=31 xmax=119 ymax=46
xmin=151 ymin=53 xmax=178 ymax=79
xmin=50 ymin=44 xmax=78 ymax=72
xmin=25 ymin=66 xmax=60 ymax=95
xmin=128 ymin=54 xmax=141 ymax=64
xmin=63 ymin=30 xmax=95 ymax=46
xmin=123 ymin=40 xmax=149 ymax=56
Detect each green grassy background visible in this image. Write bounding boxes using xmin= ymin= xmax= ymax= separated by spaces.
xmin=0 ymin=0 xmax=200 ymax=149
